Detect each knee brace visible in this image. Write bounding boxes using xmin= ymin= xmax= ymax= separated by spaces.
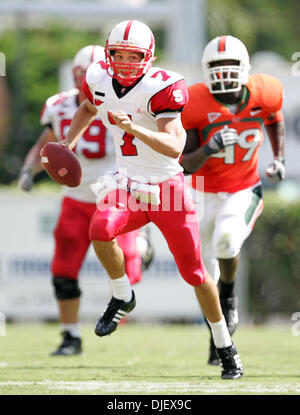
xmin=52 ymin=276 xmax=81 ymax=300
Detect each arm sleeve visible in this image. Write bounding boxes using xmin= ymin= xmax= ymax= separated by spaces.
xmin=150 ymin=79 xmax=189 ymax=116
xmin=180 ymin=84 xmax=202 ymax=130
xmin=264 ymin=109 xmax=284 ymax=126
xmin=260 ymin=75 xmax=284 ymax=125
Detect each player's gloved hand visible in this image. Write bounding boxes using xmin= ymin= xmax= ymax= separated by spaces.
xmin=266 ymin=158 xmax=286 ymax=183
xmin=18 ymin=166 xmax=34 ymax=192
xmin=203 ymin=126 xmax=239 ymax=156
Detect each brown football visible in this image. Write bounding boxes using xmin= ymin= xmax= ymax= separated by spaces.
xmin=40 ymin=142 xmax=82 ymax=187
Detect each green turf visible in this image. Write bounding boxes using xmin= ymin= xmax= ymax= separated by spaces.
xmin=0 ymin=322 xmax=299 ymax=395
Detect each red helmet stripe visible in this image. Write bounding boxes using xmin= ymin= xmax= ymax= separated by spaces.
xmin=123 ymin=20 xmax=134 ymax=40
xmin=218 ymin=35 xmax=226 ymax=52
xmin=149 ymin=31 xmax=154 ymax=52
xmin=90 ymin=45 xmax=96 ymax=63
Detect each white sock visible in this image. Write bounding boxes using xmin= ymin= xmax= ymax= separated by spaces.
xmin=61 ymin=323 xmax=81 ymax=338
xmin=110 ymin=275 xmax=132 ymax=302
xmin=207 ymin=316 xmax=232 ymax=349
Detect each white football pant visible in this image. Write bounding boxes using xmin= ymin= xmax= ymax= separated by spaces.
xmin=191 ymin=183 xmax=264 ymax=283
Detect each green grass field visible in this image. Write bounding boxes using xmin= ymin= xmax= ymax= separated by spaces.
xmin=0 ymin=322 xmax=299 ymax=395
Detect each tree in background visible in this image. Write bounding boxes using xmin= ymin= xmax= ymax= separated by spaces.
xmin=0 ymin=1 xmax=299 ymax=183
xmin=207 ymin=0 xmax=299 ymax=58
xmin=0 ymin=25 xmax=103 ymax=184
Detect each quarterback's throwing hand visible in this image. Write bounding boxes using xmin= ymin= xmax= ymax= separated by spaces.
xmin=204 ymin=126 xmax=239 ymax=156
xmin=266 ymin=159 xmax=286 ymax=183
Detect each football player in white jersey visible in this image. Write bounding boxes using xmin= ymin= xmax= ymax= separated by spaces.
xmin=18 ymin=45 xmax=153 ymax=356
xmin=60 ymin=20 xmax=243 ymax=380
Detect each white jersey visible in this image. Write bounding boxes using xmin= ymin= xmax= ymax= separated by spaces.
xmin=40 ymin=88 xmax=115 ymax=202
xmin=84 ymin=63 xmax=188 ymax=183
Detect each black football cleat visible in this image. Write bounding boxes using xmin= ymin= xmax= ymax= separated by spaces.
xmin=95 ymin=291 xmax=136 ymax=337
xmin=216 ymin=343 xmax=243 ymax=380
xmin=220 ymin=296 xmax=239 ymax=336
xmin=208 ymin=336 xmax=219 ymax=366
xmin=51 ymin=331 xmax=82 ymax=356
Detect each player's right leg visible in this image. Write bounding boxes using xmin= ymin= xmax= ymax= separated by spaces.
xmin=209 ymin=185 xmax=264 ymax=361
xmin=51 ymin=197 xmax=95 ymax=356
xmin=157 ymin=214 xmax=243 ymax=379
xmin=89 ymin=189 xmax=148 ymax=337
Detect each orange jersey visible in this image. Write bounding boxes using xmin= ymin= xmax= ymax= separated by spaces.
xmin=181 ymin=74 xmax=284 ymax=193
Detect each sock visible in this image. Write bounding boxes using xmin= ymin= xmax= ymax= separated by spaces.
xmin=219 ymin=280 xmax=235 ymax=299
xmin=110 ymin=275 xmax=132 ymax=302
xmin=61 ymin=323 xmax=81 ymax=338
xmin=207 ymin=316 xmax=232 ymax=349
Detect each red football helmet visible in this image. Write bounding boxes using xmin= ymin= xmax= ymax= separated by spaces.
xmin=105 ymin=20 xmax=156 ymax=87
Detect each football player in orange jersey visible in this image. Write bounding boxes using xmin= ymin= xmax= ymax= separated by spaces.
xmin=181 ymin=35 xmax=285 ymax=365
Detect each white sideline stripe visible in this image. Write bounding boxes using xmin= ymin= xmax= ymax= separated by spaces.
xmin=0 ymin=381 xmax=300 ymax=394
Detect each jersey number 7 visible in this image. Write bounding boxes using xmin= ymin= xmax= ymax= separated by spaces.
xmin=108 ymin=112 xmax=138 ymax=156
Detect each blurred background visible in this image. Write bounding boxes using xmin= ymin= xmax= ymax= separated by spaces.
xmin=0 ymin=0 xmax=300 ymax=325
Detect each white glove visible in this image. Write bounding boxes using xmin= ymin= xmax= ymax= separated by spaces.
xmin=266 ymin=159 xmax=286 ymax=183
xmin=18 ymin=166 xmax=34 ymax=192
xmin=204 ymin=126 xmax=239 ymax=155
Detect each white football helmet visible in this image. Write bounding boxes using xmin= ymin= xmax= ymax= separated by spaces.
xmin=72 ymin=45 xmax=105 ymax=88
xmin=202 ymin=35 xmax=251 ymax=94
xmin=105 ymin=20 xmax=156 ymax=86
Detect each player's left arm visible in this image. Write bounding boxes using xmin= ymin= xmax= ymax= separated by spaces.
xmin=263 ymin=75 xmax=286 ymax=183
xmin=265 ymin=119 xmax=286 ymax=182
xmin=180 ymin=129 xmax=209 ymax=174
xmin=180 ymin=126 xmax=240 ymax=174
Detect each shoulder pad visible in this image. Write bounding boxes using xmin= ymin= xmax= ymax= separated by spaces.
xmin=45 ymin=91 xmax=70 ymax=108
xmin=86 ymin=61 xmax=107 ymax=85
